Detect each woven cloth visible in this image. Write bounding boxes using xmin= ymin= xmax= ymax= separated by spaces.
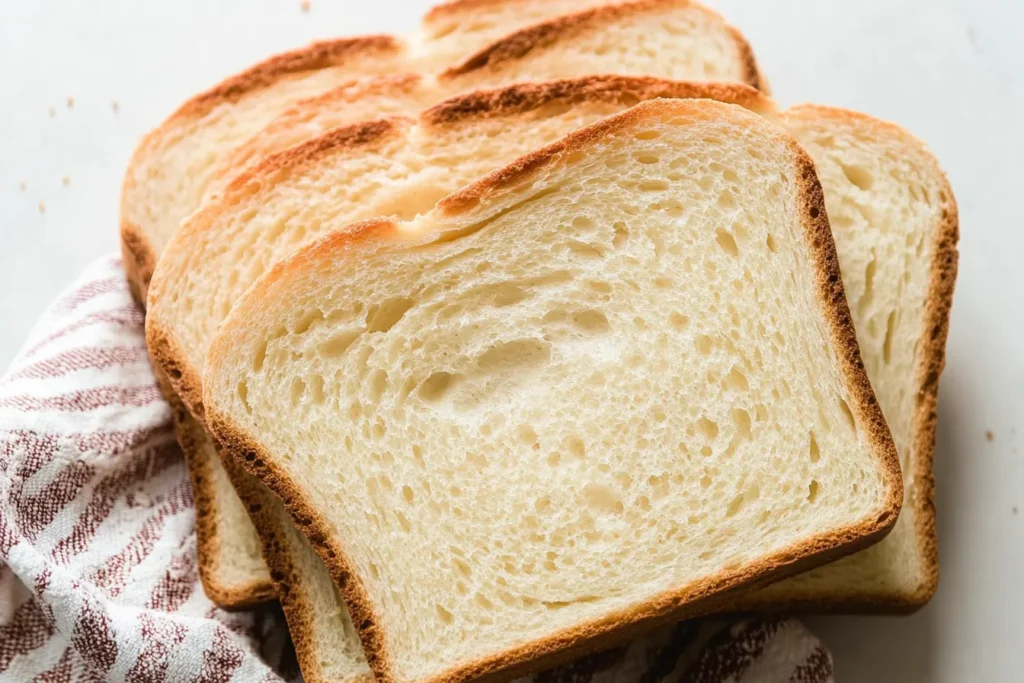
xmin=0 ymin=256 xmax=836 ymax=683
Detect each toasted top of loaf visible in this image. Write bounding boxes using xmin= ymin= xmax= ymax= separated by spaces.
xmin=121 ymin=0 xmax=765 ymax=303
xmin=440 ymin=0 xmax=765 ymax=92
xmin=146 ymin=77 xmax=772 ymax=428
xmin=205 ymin=99 xmax=900 ymax=683
xmin=740 ymin=105 xmax=957 ymax=609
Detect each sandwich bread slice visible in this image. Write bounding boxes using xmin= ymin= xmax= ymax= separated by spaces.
xmin=204 ymin=99 xmax=902 ymax=683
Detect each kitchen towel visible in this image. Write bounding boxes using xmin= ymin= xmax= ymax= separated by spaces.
xmin=0 ymin=256 xmax=835 ymax=682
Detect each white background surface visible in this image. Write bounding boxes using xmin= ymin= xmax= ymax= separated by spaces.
xmin=0 ymin=1 xmax=1020 ymax=681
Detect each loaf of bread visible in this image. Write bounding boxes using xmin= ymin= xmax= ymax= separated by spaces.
xmin=203 ymin=99 xmax=901 ymax=683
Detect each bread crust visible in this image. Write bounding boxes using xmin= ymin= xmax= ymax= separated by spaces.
xmin=422 ymin=76 xmax=772 ymax=125
xmin=119 ymin=36 xmax=407 ymax=306
xmin=439 ymin=0 xmax=766 ymax=93
xmin=206 ymin=100 xmax=902 ymax=683
xmin=735 ymin=105 xmax=958 ymax=612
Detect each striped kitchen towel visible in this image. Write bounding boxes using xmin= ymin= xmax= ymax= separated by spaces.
xmin=0 ymin=256 xmax=834 ymax=682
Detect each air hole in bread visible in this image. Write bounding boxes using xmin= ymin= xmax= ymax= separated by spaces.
xmin=435 ymin=605 xmax=454 ymax=625
xmin=369 ymin=369 xmax=388 ymax=402
xmin=320 ymin=330 xmax=361 ymax=358
xmin=639 ymin=179 xmax=670 ymax=193
xmin=669 ymin=312 xmax=689 ymax=330
xmin=418 ymin=372 xmax=458 ymax=402
xmin=293 ymin=309 xmax=324 ymax=335
xmin=809 ymin=206 xmax=820 ymax=219
xmin=583 ymin=484 xmax=623 ymax=514
xmin=477 ymin=339 xmax=551 ymax=374
xmin=859 ymin=257 xmax=877 ymax=316
xmin=289 ymin=377 xmax=305 ymax=406
xmin=564 ymin=239 xmax=605 ymax=259
xmin=809 ymin=431 xmax=821 ymax=463
xmin=237 ymin=381 xmax=250 ymax=413
xmin=838 ymin=398 xmax=857 ymax=433
xmin=309 ymin=375 xmax=325 ymax=405
xmin=517 ymin=424 xmax=539 ymax=449
xmin=612 ymin=221 xmax=629 ymax=248
xmin=765 ymin=233 xmax=778 ymax=253
xmin=807 ymin=480 xmax=821 ymax=504
xmin=694 ymin=334 xmax=713 ymax=356
xmin=715 ymin=228 xmax=739 ymax=258
xmin=635 ymin=153 xmax=660 ymax=165
xmin=634 ymin=129 xmax=661 ymax=140
xmin=565 ymin=436 xmax=585 ymax=460
xmin=366 ymin=297 xmax=415 ymax=333
xmin=731 ymin=408 xmax=752 ymax=440
xmin=883 ymin=310 xmax=897 ymax=365
xmin=840 ymin=163 xmax=874 ymax=191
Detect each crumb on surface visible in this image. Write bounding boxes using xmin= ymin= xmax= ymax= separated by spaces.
xmin=1014 ymin=506 xmax=1019 ymax=515
xmin=301 ymin=0 xmax=311 ymax=11
xmin=20 ymin=181 xmax=26 ymax=191
xmin=48 ymin=107 xmax=56 ymax=117
xmin=62 ymin=176 xmax=70 ymax=186
xmin=986 ymin=430 xmax=994 ymax=442
xmin=66 ymin=96 xmax=74 ymax=109
xmin=38 ymin=201 xmax=46 ymax=214
xmin=112 ymin=100 xmax=119 ymax=113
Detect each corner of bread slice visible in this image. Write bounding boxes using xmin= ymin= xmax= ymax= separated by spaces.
xmin=438 ymin=0 xmax=766 ymax=93
xmin=204 ymin=98 xmax=903 ymax=682
xmin=237 ymin=468 xmax=376 ymax=683
xmin=119 ymin=37 xmax=408 ymax=289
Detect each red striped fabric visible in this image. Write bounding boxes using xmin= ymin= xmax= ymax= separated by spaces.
xmin=0 ymin=257 xmax=835 ymax=682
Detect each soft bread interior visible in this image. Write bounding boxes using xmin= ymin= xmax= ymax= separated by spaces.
xmin=747 ymin=107 xmax=954 ymax=604
xmin=206 ymin=101 xmax=897 ymax=682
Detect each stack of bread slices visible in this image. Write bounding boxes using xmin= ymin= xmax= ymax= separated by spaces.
xmin=124 ymin=1 xmax=959 ymax=681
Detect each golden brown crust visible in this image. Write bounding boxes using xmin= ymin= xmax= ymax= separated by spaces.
xmin=120 ymin=220 xmax=155 ymax=307
xmin=224 ymin=460 xmax=375 ymax=683
xmin=422 ymin=76 xmax=773 ymax=126
xmin=151 ymin=362 xmax=274 ymax=609
xmin=118 ymin=36 xmax=407 ymax=301
xmin=423 ymin=0 xmax=560 ymax=23
xmin=207 ymin=100 xmax=902 ymax=683
xmin=439 ymin=0 xmax=766 ymax=93
xmin=176 ymin=36 xmax=405 ymax=120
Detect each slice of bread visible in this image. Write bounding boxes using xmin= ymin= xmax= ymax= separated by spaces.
xmin=204 ymin=99 xmax=901 ymax=683
xmin=739 ymin=106 xmax=957 ymax=609
xmin=122 ymin=0 xmax=761 ymax=304
xmin=146 ymin=79 xmax=772 ymax=608
xmin=235 ymin=100 xmax=956 ymax=681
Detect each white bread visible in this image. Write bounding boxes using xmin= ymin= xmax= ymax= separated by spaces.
xmin=220 ymin=96 xmax=956 ymax=681
xmin=204 ymin=99 xmax=901 ymax=683
xmin=743 ymin=106 xmax=957 ymax=609
xmin=179 ymin=81 xmax=774 ymax=680
xmin=123 ymin=0 xmax=762 ymax=304
xmin=146 ymin=79 xmax=772 ymax=609
xmin=137 ymin=0 xmax=765 ymax=608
